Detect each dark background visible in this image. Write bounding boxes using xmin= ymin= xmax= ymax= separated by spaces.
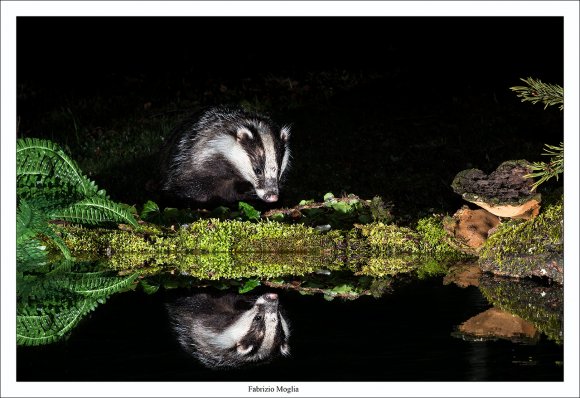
xmin=17 ymin=17 xmax=563 ymax=87
xmin=16 ymin=17 xmax=564 ymax=219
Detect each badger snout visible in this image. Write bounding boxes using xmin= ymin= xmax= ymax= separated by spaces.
xmin=262 ymin=192 xmax=278 ymax=202
xmin=256 ymin=181 xmax=279 ymax=202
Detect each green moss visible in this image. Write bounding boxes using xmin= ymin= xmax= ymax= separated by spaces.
xmin=48 ymin=216 xmax=468 ymax=280
xmin=479 ymin=196 xmax=563 ymax=282
xmin=416 ymin=215 xmax=468 ymax=258
xmin=356 ymin=255 xmax=425 ymax=277
xmin=356 ymin=222 xmax=421 ymax=254
xmin=479 ymin=275 xmax=563 ymax=344
xmin=415 ymin=258 xmax=449 ymax=280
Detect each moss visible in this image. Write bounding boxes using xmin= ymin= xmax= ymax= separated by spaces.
xmin=356 ymin=222 xmax=421 ymax=254
xmin=478 ymin=275 xmax=563 ymax=344
xmin=415 ymin=257 xmax=449 ymax=279
xmin=48 ymin=217 xmax=468 ymax=280
xmin=478 ymin=195 xmax=563 ymax=283
xmin=356 ymin=255 xmax=425 ymax=277
xmin=416 ymin=214 xmax=469 ymax=258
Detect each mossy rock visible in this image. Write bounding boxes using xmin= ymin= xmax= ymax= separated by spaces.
xmin=478 ymin=195 xmax=563 ymax=283
xmin=478 ymin=274 xmax=563 ymax=344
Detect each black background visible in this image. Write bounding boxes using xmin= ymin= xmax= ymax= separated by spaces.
xmin=17 ymin=17 xmax=563 ymax=92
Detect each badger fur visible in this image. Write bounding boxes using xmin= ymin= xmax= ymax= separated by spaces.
xmin=159 ymin=106 xmax=291 ymax=204
xmin=166 ymin=291 xmax=291 ymax=369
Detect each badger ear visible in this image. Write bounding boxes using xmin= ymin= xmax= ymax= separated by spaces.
xmin=236 ymin=343 xmax=253 ymax=355
xmin=280 ymin=343 xmax=291 ymax=357
xmin=280 ymin=125 xmax=291 ymax=142
xmin=236 ymin=127 xmax=253 ymax=142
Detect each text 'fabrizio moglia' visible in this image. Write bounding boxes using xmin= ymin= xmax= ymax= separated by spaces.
xmin=248 ymin=385 xmax=299 ymax=394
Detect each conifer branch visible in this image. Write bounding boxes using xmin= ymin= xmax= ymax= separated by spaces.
xmin=510 ymin=77 xmax=564 ymax=111
xmin=525 ymin=142 xmax=564 ymax=191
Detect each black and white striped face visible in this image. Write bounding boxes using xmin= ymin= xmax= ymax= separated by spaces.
xmin=214 ymin=293 xmax=291 ymax=363
xmin=220 ymin=120 xmax=290 ymax=202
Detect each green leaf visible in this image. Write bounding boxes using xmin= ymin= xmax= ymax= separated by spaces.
xmin=140 ymin=279 xmax=160 ymax=295
xmin=323 ymin=192 xmax=335 ymax=202
xmin=238 ymin=201 xmax=261 ymax=221
xmin=330 ymin=201 xmax=352 ymax=213
xmin=270 ymin=212 xmax=285 ymax=221
xmin=140 ymin=200 xmax=160 ymax=221
xmin=239 ymin=279 xmax=261 ymax=294
xmin=330 ymin=284 xmax=354 ymax=294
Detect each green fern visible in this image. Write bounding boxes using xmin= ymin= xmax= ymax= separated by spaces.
xmin=17 ymin=199 xmax=72 ymax=261
xmin=66 ymin=272 xmax=141 ymax=297
xmin=16 ymin=138 xmax=145 ymax=346
xmin=17 ymin=259 xmax=141 ymax=346
xmin=17 ymin=137 xmax=139 ymax=237
xmin=17 ymin=138 xmax=102 ymax=198
xmin=17 ymin=298 xmax=98 ymax=346
xmin=49 ymin=197 xmax=139 ymax=228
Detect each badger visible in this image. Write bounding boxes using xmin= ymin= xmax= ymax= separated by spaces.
xmin=165 ymin=291 xmax=291 ymax=369
xmin=159 ymin=106 xmax=291 ymax=205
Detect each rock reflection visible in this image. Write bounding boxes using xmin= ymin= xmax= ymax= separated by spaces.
xmin=166 ymin=291 xmax=290 ymax=369
xmin=454 ymin=307 xmax=541 ymax=344
xmin=478 ymin=274 xmax=563 ymax=344
xmin=449 ymin=269 xmax=563 ymax=345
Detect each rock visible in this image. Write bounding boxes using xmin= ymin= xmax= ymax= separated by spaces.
xmin=444 ymin=206 xmax=500 ymax=251
xmin=452 ymin=160 xmax=541 ymax=220
xmin=478 ymin=197 xmax=563 ymax=284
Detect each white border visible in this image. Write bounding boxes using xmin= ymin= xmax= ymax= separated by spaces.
xmin=2 ymin=1 xmax=579 ymax=397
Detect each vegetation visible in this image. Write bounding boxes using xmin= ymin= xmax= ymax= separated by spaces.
xmin=16 ymin=138 xmax=142 ymax=346
xmin=478 ymin=193 xmax=563 ymax=283
xmin=479 ymin=275 xmax=563 ymax=344
xmin=510 ymin=77 xmax=565 ymax=191
xmin=17 ymin=259 xmax=140 ymax=346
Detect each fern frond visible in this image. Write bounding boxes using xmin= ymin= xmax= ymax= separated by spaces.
xmin=70 ymin=272 xmax=140 ymax=297
xmin=16 ymin=298 xmax=97 ymax=346
xmin=17 ymin=199 xmax=72 ymax=261
xmin=16 ymin=138 xmax=102 ymax=198
xmin=49 ymin=196 xmax=139 ymax=228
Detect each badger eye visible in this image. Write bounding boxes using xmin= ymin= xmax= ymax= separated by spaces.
xmin=254 ymin=315 xmax=263 ymax=321
xmin=253 ymin=167 xmax=263 ymax=176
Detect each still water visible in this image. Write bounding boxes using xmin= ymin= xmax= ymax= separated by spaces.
xmin=17 ymin=274 xmax=563 ymax=382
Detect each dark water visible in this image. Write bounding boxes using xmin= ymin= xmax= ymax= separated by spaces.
xmin=17 ymin=276 xmax=563 ymax=382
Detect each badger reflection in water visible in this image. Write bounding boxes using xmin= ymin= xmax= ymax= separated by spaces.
xmin=166 ymin=291 xmax=290 ymax=369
